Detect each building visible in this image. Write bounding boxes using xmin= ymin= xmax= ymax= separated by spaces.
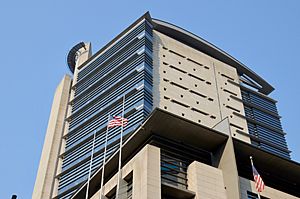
xmin=32 ymin=12 xmax=300 ymax=199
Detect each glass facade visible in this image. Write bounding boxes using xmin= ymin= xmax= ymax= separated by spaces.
xmin=56 ymin=19 xmax=153 ymax=199
xmin=241 ymin=89 xmax=290 ymax=159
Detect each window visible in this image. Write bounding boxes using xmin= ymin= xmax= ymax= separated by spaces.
xmin=127 ymin=178 xmax=133 ymax=199
xmin=161 ymin=152 xmax=188 ymax=189
xmin=247 ymin=191 xmax=269 ymax=199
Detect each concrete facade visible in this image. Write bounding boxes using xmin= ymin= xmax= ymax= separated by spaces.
xmin=187 ymin=161 xmax=227 ymax=199
xmin=90 ymin=144 xmax=161 ymax=199
xmin=152 ymin=30 xmax=250 ymax=143
xmin=32 ymin=75 xmax=72 ymax=199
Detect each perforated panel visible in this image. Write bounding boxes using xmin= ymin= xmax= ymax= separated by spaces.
xmin=153 ymin=31 xmax=250 ymax=143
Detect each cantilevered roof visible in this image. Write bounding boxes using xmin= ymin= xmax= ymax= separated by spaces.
xmin=151 ymin=18 xmax=274 ymax=94
xmin=69 ymin=108 xmax=300 ymax=199
xmin=234 ymin=139 xmax=300 ymax=197
xmin=70 ymin=108 xmax=228 ymax=199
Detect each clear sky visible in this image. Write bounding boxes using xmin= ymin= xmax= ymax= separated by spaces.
xmin=0 ymin=1 xmax=299 ymax=198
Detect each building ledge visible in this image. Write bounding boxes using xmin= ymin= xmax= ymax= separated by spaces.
xmin=70 ymin=108 xmax=228 ymax=199
xmin=161 ymin=182 xmax=195 ymax=199
xmin=233 ymin=138 xmax=300 ymax=197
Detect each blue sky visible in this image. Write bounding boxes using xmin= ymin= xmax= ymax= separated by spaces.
xmin=0 ymin=1 xmax=299 ymax=198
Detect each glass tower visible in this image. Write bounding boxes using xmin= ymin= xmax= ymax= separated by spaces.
xmin=56 ymin=18 xmax=153 ymax=199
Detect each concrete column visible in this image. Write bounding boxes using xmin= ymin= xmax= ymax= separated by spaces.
xmin=212 ymin=118 xmax=241 ymax=199
xmin=32 ymin=75 xmax=72 ymax=199
xmin=132 ymin=144 xmax=161 ymax=199
xmin=187 ymin=161 xmax=227 ymax=199
xmin=91 ymin=144 xmax=161 ymax=199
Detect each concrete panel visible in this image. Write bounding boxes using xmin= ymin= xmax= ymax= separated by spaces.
xmin=212 ymin=118 xmax=241 ymax=199
xmin=187 ymin=161 xmax=227 ymax=199
xmin=153 ymin=30 xmax=250 ymax=143
xmin=213 ymin=59 xmax=250 ymax=143
xmin=90 ymin=144 xmax=161 ymax=199
xmin=32 ymin=75 xmax=72 ymax=199
xmin=153 ymin=31 xmax=220 ymax=128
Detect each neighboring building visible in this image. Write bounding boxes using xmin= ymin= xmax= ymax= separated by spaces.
xmin=32 ymin=12 xmax=300 ymax=199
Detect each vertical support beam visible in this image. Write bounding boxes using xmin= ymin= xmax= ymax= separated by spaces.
xmin=90 ymin=144 xmax=161 ymax=199
xmin=188 ymin=161 xmax=227 ymax=199
xmin=132 ymin=145 xmax=161 ymax=199
xmin=212 ymin=118 xmax=241 ymax=199
xmin=32 ymin=75 xmax=72 ymax=199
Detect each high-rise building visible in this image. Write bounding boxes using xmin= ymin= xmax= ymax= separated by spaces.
xmin=33 ymin=12 xmax=300 ymax=199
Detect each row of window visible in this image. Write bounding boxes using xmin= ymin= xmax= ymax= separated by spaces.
xmin=70 ymin=73 xmax=145 ymax=129
xmin=72 ymin=53 xmax=145 ymax=111
xmin=63 ymin=108 xmax=145 ymax=170
xmin=77 ymin=20 xmax=152 ymax=80
xmin=59 ymin=108 xmax=149 ymax=196
xmin=241 ymin=90 xmax=278 ymax=114
xmin=66 ymin=88 xmax=151 ymax=150
xmin=247 ymin=123 xmax=288 ymax=149
xmin=241 ymin=89 xmax=290 ymax=159
xmin=69 ymin=63 xmax=152 ymax=129
xmin=57 ymin=19 xmax=153 ymax=199
xmin=244 ymin=106 xmax=282 ymax=131
xmin=74 ymin=36 xmax=149 ymax=96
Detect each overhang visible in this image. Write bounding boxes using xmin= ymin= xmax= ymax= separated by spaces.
xmin=70 ymin=108 xmax=228 ymax=199
xmin=152 ymin=19 xmax=274 ymax=94
xmin=233 ymin=138 xmax=300 ymax=197
xmin=67 ymin=42 xmax=86 ymax=73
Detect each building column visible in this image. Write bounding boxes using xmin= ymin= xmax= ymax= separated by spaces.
xmin=187 ymin=161 xmax=227 ymax=199
xmin=32 ymin=75 xmax=72 ymax=199
xmin=212 ymin=118 xmax=241 ymax=199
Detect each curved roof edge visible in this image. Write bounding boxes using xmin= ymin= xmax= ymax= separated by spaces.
xmin=152 ymin=19 xmax=274 ymax=95
xmin=67 ymin=42 xmax=87 ymax=73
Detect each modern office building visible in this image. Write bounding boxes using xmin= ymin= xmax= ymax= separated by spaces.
xmin=32 ymin=12 xmax=300 ymax=199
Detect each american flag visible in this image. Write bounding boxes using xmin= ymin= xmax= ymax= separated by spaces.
xmin=252 ymin=165 xmax=265 ymax=192
xmin=108 ymin=116 xmax=128 ymax=128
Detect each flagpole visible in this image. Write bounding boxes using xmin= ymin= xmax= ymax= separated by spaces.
xmin=116 ymin=95 xmax=125 ymax=199
xmin=86 ymin=131 xmax=97 ymax=199
xmin=100 ymin=114 xmax=110 ymax=199
xmin=250 ymin=156 xmax=261 ymax=199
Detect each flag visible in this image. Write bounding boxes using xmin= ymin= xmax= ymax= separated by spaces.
xmin=252 ymin=164 xmax=265 ymax=192
xmin=108 ymin=116 xmax=128 ymax=128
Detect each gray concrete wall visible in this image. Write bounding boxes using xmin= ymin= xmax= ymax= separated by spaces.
xmin=91 ymin=144 xmax=161 ymax=199
xmin=212 ymin=118 xmax=241 ymax=199
xmin=32 ymin=75 xmax=72 ymax=199
xmin=153 ymin=30 xmax=250 ymax=143
xmin=239 ymin=177 xmax=298 ymax=199
xmin=187 ymin=161 xmax=227 ymax=199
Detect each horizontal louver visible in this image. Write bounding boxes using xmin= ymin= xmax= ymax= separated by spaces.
xmin=56 ymin=19 xmax=153 ymax=199
xmin=241 ymin=89 xmax=290 ymax=159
